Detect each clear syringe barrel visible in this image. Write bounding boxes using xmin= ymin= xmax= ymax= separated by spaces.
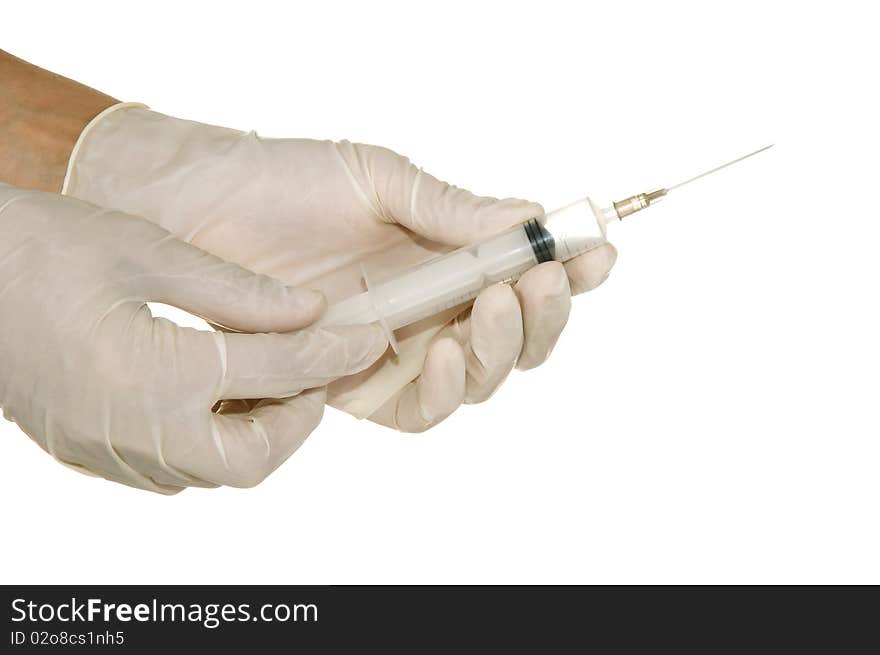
xmin=317 ymin=197 xmax=611 ymax=346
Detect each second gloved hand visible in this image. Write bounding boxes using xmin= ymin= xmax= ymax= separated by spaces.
xmin=64 ymin=106 xmax=617 ymax=431
xmin=0 ymin=184 xmax=387 ymax=493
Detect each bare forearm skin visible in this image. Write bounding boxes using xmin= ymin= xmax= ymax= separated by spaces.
xmin=0 ymin=51 xmax=117 ymax=191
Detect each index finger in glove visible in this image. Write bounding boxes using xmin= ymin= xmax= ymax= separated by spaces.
xmin=334 ymin=142 xmax=543 ymax=246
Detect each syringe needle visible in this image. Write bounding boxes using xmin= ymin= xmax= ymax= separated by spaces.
xmin=611 ymin=144 xmax=774 ymax=220
xmin=667 ymin=144 xmax=774 ymax=191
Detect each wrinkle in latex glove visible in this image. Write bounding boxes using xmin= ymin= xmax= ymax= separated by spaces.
xmin=64 ymin=106 xmax=616 ymax=430
xmin=0 ymin=184 xmax=388 ymax=493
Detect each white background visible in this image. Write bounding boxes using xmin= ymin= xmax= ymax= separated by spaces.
xmin=1 ymin=1 xmax=878 ymax=584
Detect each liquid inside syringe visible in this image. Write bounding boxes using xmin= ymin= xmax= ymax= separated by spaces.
xmin=318 ymin=146 xmax=773 ymax=350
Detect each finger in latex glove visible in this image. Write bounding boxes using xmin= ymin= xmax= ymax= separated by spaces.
xmin=62 ymin=106 xmax=614 ymax=430
xmin=0 ymin=184 xmax=387 ymax=492
xmin=367 ymin=243 xmax=616 ymax=432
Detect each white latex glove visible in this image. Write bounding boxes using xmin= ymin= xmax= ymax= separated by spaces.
xmin=0 ymin=183 xmax=388 ymax=493
xmin=64 ymin=105 xmax=616 ymax=431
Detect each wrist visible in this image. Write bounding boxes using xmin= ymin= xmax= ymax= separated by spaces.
xmin=0 ymin=51 xmax=117 ymax=191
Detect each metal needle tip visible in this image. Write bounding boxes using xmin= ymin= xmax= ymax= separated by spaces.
xmin=667 ymin=144 xmax=774 ymax=191
xmin=611 ymin=144 xmax=773 ymax=221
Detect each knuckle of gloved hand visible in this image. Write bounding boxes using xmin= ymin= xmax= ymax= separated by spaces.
xmin=360 ymin=142 xmax=408 ymax=169
xmin=518 ymin=263 xmax=571 ymax=313
xmin=342 ymin=142 xmax=411 ymax=187
xmin=475 ymin=283 xmax=519 ymax=320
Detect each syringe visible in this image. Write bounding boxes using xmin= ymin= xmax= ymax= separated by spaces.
xmin=318 ymin=145 xmax=773 ymax=350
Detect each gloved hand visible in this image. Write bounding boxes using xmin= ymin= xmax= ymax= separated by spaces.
xmin=64 ymin=105 xmax=617 ymax=431
xmin=0 ymin=183 xmax=388 ymax=493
